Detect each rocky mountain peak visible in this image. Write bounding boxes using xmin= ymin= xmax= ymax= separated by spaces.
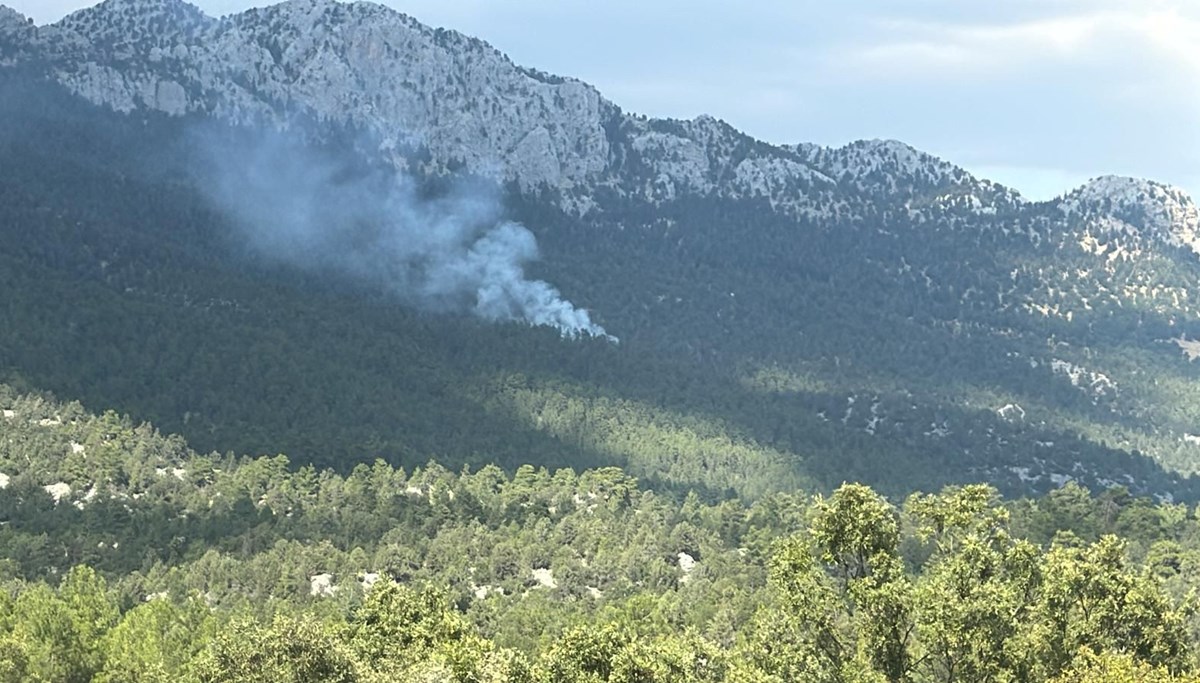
xmin=59 ymin=0 xmax=207 ymax=23
xmin=0 ymin=5 xmax=35 ymax=52
xmin=232 ymin=0 xmax=402 ymax=29
xmin=796 ymin=139 xmax=953 ymax=184
xmin=1061 ymin=175 xmax=1200 ymax=254
xmin=0 ymin=5 xmax=29 ymax=27
xmin=793 ymin=138 xmax=1023 ymax=215
xmin=53 ymin=0 xmax=212 ymax=55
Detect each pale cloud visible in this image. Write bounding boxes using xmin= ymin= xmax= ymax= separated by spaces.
xmin=820 ymin=4 xmax=1200 ymax=196
xmin=853 ymin=9 xmax=1200 ymax=79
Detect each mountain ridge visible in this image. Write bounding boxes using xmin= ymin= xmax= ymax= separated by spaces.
xmin=1 ymin=0 xmax=1192 ymax=233
xmin=3 ymin=0 xmax=1200 ymax=502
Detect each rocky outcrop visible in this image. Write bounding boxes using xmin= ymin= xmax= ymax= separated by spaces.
xmin=1061 ymin=176 xmax=1200 ymax=255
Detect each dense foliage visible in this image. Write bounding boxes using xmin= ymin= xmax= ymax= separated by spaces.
xmin=5 ymin=387 xmax=1200 ymax=680
xmin=1 ymin=70 xmax=1199 ymax=506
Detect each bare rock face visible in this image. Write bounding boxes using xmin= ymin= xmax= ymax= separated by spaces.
xmin=309 ymin=572 xmax=337 ymax=596
xmin=43 ymin=481 xmax=72 ymax=504
xmin=531 ymin=567 xmax=556 ymax=589
xmin=21 ymin=0 xmax=615 ymax=192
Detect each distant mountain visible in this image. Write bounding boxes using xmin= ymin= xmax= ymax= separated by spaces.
xmin=0 ymin=0 xmax=1053 ymax=214
xmin=3 ymin=0 xmax=1200 ymax=502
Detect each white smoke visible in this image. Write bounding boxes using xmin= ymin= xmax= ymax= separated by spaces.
xmin=192 ymin=127 xmax=613 ymax=341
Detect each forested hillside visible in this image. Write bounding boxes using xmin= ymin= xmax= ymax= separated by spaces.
xmin=3 ymin=385 xmax=1200 ymax=681
xmin=5 ymin=0 xmax=1200 ymax=680
xmin=1 ymin=66 xmax=1199 ymax=505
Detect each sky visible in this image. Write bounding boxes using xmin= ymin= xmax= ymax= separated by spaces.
xmin=8 ymin=0 xmax=1200 ymax=200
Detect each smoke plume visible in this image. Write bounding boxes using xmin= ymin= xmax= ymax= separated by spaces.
xmin=191 ymin=127 xmax=613 ymax=341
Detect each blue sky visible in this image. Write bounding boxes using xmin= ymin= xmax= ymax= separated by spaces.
xmin=9 ymin=0 xmax=1200 ymax=200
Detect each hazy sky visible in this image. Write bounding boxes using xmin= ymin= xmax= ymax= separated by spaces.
xmin=8 ymin=0 xmax=1200 ymax=199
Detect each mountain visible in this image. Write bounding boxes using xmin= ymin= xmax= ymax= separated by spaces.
xmin=0 ymin=0 xmax=1017 ymax=215
xmin=2 ymin=0 xmax=1200 ymax=502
